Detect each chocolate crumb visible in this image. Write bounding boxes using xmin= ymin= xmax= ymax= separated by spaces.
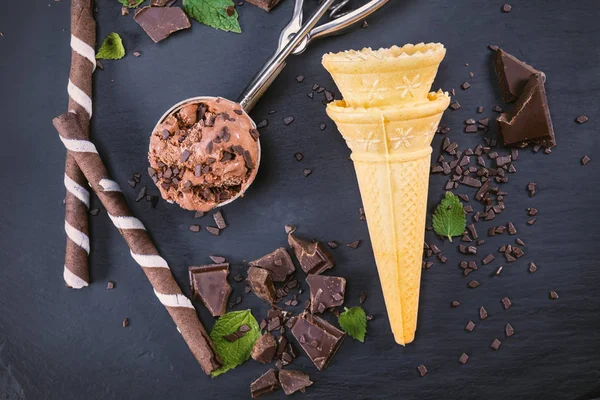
xmin=449 ymin=101 xmax=461 ymax=110
xmin=296 ymin=75 xmax=305 ymax=83
xmin=359 ymin=292 xmax=367 ymax=304
xmin=90 ymin=209 xmax=100 ymax=216
xmin=459 ymin=353 xmax=469 ymax=364
xmin=451 ymin=301 xmax=460 ymax=308
xmin=528 ymin=262 xmax=537 ymax=273
xmin=122 ymin=318 xmax=129 ymax=328
xmin=283 ymin=116 xmax=295 ymax=125
xmin=107 ymin=281 xmax=115 ymax=290
xmin=417 ymin=365 xmax=427 ymax=377
xmin=549 ymin=291 xmax=559 ymax=299
xmin=303 ymin=168 xmax=312 ymax=177
xmin=491 ymin=338 xmax=502 ymax=350
xmin=576 ymin=115 xmax=588 ymax=124
xmin=581 ymin=155 xmax=591 ymax=165
xmin=501 ymin=297 xmax=512 ymax=310
xmin=502 ymin=3 xmax=511 ymax=12
xmin=468 ymin=280 xmax=480 ymax=288
xmin=327 ymin=241 xmax=338 ymax=249
xmin=188 ymin=224 xmax=201 ymax=232
xmin=294 ymin=152 xmax=304 ymax=161
xmin=256 ymin=119 xmax=268 ymax=128
xmin=461 ymin=82 xmax=471 ymax=90
xmin=320 ymin=122 xmax=327 ymax=131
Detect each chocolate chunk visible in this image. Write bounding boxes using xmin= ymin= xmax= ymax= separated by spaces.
xmin=90 ymin=208 xmax=100 ymax=216
xmin=477 ymin=106 xmax=484 ymax=113
xmin=458 ymin=353 xmax=469 ymax=364
xmin=250 ymin=129 xmax=260 ymax=140
xmin=451 ymin=300 xmax=460 ymax=307
xmin=296 ymin=75 xmax=305 ymax=83
xmin=479 ymin=306 xmax=488 ymax=320
xmin=307 ymin=92 xmax=314 ymax=99
xmin=247 ymin=266 xmax=277 ymax=304
xmin=294 ymin=152 xmax=304 ymax=161
xmin=213 ymin=211 xmax=227 ymax=229
xmin=224 ymin=325 xmax=249 ymax=342
xmin=549 ymin=291 xmax=559 ymax=299
xmin=135 ymin=186 xmax=147 ymax=202
xmin=417 ymin=365 xmax=428 ymax=377
xmin=465 ymin=125 xmax=478 ymax=133
xmin=256 ymin=119 xmax=268 ymax=128
xmin=498 ymin=73 xmax=555 ymax=147
xmin=491 ymin=338 xmax=502 ymax=350
xmin=210 ymin=255 xmax=226 ymax=264
xmin=246 ymin=0 xmax=282 ymax=12
xmin=327 ymin=241 xmax=338 ymax=249
xmin=249 ymin=248 xmax=295 ymax=282
xmin=283 ymin=116 xmax=295 ymax=125
xmin=122 ymin=318 xmax=129 ymax=328
xmin=581 ymin=155 xmax=591 ymax=165
xmin=291 ymin=312 xmax=345 ymax=370
xmin=465 ymin=321 xmax=475 ymax=332
xmin=307 ymin=275 xmax=346 ymax=314
xmin=279 ymin=369 xmax=313 ymax=395
xmin=251 ymin=333 xmax=277 ymax=364
xmin=496 ymin=155 xmax=511 ymax=167
xmin=303 ymin=168 xmax=312 ymax=177
xmin=529 ymin=262 xmax=537 ymax=273
xmin=462 ymin=176 xmax=482 ymax=188
xmin=461 ymin=82 xmax=471 ymax=90
xmin=502 ymin=297 xmax=512 ymax=310
xmin=288 ymin=229 xmax=335 ymax=275
xmin=527 ymin=218 xmax=536 ymax=225
xmin=250 ymin=369 xmax=279 ymax=399
xmin=206 ymin=226 xmax=220 ymax=236
xmin=347 ymin=240 xmax=361 ymax=249
xmin=134 ymin=6 xmax=190 ymax=43
xmin=468 ymin=280 xmax=480 ymax=288
xmin=482 ymin=254 xmax=495 ymax=265
xmin=502 ymin=3 xmax=511 ymax=12
xmin=188 ymin=224 xmax=201 ymax=232
xmin=493 ymin=105 xmax=503 ymax=113
xmin=488 ymin=44 xmax=499 ymax=51
xmin=189 ymin=263 xmax=231 ymax=317
xmin=576 ymin=115 xmax=589 ymax=124
xmin=505 ymin=323 xmax=515 ymax=337
xmin=449 ymin=101 xmax=461 ymax=110
xmin=106 ymin=281 xmax=115 ymax=290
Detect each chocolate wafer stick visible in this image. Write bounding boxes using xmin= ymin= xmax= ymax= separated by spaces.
xmin=53 ymin=112 xmax=221 ymax=375
xmin=62 ymin=0 xmax=96 ymax=288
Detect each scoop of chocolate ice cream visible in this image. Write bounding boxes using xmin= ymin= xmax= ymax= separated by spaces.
xmin=148 ymin=97 xmax=260 ymax=211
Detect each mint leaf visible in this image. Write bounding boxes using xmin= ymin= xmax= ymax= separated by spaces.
xmin=432 ymin=191 xmax=466 ymax=241
xmin=96 ymin=33 xmax=126 ymax=60
xmin=210 ymin=310 xmax=259 ymax=377
xmin=118 ymin=0 xmax=145 ymax=8
xmin=338 ymin=306 xmax=367 ymax=342
xmin=183 ymin=0 xmax=241 ymax=33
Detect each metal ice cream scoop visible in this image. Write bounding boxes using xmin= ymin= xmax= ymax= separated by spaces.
xmin=152 ymin=0 xmax=390 ymax=210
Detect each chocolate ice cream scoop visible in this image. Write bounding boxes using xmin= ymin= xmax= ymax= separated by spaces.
xmin=149 ymin=97 xmax=260 ymax=211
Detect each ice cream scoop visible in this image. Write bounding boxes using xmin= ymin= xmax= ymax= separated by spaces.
xmin=150 ymin=0 xmax=390 ymax=211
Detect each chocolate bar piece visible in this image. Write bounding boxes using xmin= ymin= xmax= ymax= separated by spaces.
xmin=188 ymin=263 xmax=231 ymax=317
xmin=250 ymin=369 xmax=279 ymax=398
xmin=249 ymin=247 xmax=295 ymax=282
xmin=493 ymin=48 xmax=545 ymax=103
xmin=247 ymin=266 xmax=277 ymax=304
xmin=251 ymin=333 xmax=277 ymax=364
xmin=288 ymin=230 xmax=335 ymax=275
xmin=291 ymin=312 xmax=345 ymax=370
xmin=498 ymin=73 xmax=555 ymax=147
xmin=279 ymin=369 xmax=313 ymax=395
xmin=134 ymin=6 xmax=190 ymax=43
xmin=245 ymin=0 xmax=282 ymax=12
xmin=306 ymin=275 xmax=346 ymax=314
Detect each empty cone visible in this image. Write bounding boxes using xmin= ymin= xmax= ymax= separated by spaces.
xmin=322 ymin=43 xmax=446 ymax=108
xmin=326 ymin=91 xmax=450 ymax=345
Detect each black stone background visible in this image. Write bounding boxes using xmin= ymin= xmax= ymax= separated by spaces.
xmin=1 ymin=0 xmax=599 ymax=399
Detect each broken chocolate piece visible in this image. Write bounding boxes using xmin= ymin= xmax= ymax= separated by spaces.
xmin=491 ymin=338 xmax=502 ymax=350
xmin=251 ymin=333 xmax=277 ymax=364
xmin=493 ymin=48 xmax=543 ymax=103
xmin=459 ymin=353 xmax=469 ymax=364
xmin=479 ymin=306 xmax=488 ymax=320
xmin=306 ymin=275 xmax=346 ymax=314
xmin=189 ymin=263 xmax=231 ymax=317
xmin=134 ymin=6 xmax=190 ymax=43
xmin=288 ymin=229 xmax=335 ymax=275
xmin=250 ymin=369 xmax=279 ymax=399
xmin=249 ymin=248 xmax=295 ymax=282
xmin=247 ymin=266 xmax=277 ymax=304
xmin=549 ymin=291 xmax=559 ymax=299
xmin=465 ymin=321 xmax=475 ymax=332
xmin=505 ymin=323 xmax=515 ymax=337
xmin=291 ymin=312 xmax=345 ymax=370
xmin=279 ymin=369 xmax=313 ymax=395
xmin=498 ymin=73 xmax=555 ymax=147
xmin=417 ymin=364 xmax=428 ymax=377
xmin=245 ymin=0 xmax=282 ymax=12
xmin=213 ymin=210 xmax=227 ymax=229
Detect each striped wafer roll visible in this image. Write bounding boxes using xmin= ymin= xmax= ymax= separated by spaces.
xmin=63 ymin=0 xmax=96 ymax=288
xmin=53 ymin=112 xmax=222 ymax=375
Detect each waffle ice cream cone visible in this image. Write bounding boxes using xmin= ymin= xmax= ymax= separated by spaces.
xmin=322 ymin=43 xmax=446 ymax=108
xmin=326 ymin=90 xmax=450 ymax=345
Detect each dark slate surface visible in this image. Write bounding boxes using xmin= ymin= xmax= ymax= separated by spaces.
xmin=1 ymin=0 xmax=599 ymax=399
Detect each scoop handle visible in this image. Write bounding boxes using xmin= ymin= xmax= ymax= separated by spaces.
xmin=237 ymin=0 xmax=336 ymax=112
